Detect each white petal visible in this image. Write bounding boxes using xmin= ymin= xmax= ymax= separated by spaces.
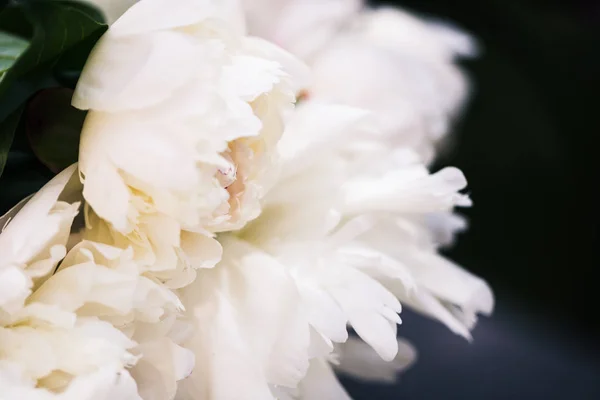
xmin=0 ymin=266 xmax=30 ymax=313
xmin=0 ymin=195 xmax=32 ymax=232
xmin=407 ymin=253 xmax=494 ymax=316
xmin=80 ymin=156 xmax=131 ymax=232
xmin=222 ymin=55 xmax=285 ymax=101
xmin=73 ymin=31 xmax=199 ymax=112
xmin=177 ymin=293 xmax=276 ymax=400
xmin=298 ymin=358 xmax=351 ymax=400
xmin=243 ymin=36 xmax=311 ymax=92
xmin=277 ymin=103 xmax=372 ymax=174
xmin=180 ymin=231 xmax=222 ymax=269
xmin=343 ymin=165 xmax=470 ymax=215
xmin=31 ymin=261 xmax=138 ymax=316
xmin=180 ymin=236 xmax=310 ymax=395
xmin=0 ymin=165 xmax=78 ymax=267
xmin=425 ymin=211 xmax=468 ymax=248
xmin=130 ymin=339 xmax=195 ymax=400
xmin=62 ymin=367 xmax=143 ymax=400
xmin=110 ymin=0 xmax=240 ymax=37
xmin=326 ymin=267 xmax=401 ymax=361
xmin=297 ymin=282 xmax=348 ymax=344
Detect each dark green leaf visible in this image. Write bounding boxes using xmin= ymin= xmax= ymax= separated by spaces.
xmin=53 ymin=25 xmax=106 ymax=89
xmin=0 ymin=105 xmax=24 ymax=177
xmin=0 ymin=31 xmax=29 ymax=84
xmin=26 ymin=87 xmax=84 ymax=173
xmin=0 ymin=1 xmax=107 ymax=122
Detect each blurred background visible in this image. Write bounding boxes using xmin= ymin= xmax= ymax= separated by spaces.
xmin=343 ymin=0 xmax=600 ymax=398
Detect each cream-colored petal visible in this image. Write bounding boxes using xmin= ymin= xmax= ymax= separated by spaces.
xmin=73 ymin=31 xmax=199 ymax=112
xmin=130 ymin=339 xmax=194 ymax=400
xmin=0 ymin=266 xmax=29 ymax=314
xmin=0 ymin=165 xmax=78 ymax=267
xmin=407 ymin=253 xmax=494 ymax=317
xmin=298 ymin=358 xmax=351 ymax=400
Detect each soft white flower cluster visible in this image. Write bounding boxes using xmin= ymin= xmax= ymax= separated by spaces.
xmin=0 ymin=0 xmax=492 ymax=399
xmin=242 ymin=0 xmax=478 ymax=164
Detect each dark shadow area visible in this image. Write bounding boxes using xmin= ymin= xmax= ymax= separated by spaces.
xmin=343 ymin=309 xmax=600 ymax=399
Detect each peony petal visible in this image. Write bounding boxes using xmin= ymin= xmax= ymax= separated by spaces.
xmin=0 ymin=165 xmax=78 ymax=267
xmin=277 ymin=103 xmax=373 ymax=175
xmin=130 ymin=339 xmax=194 ymax=400
xmin=110 ymin=0 xmax=242 ymax=37
xmin=81 ymin=157 xmax=131 ymax=233
xmin=177 ymin=293 xmax=276 ymax=400
xmin=343 ymin=165 xmax=471 ymax=215
xmin=243 ymin=36 xmax=311 ymax=92
xmin=406 ymin=253 xmax=494 ymax=317
xmin=180 ymin=231 xmax=222 ymax=269
xmin=298 ymin=358 xmax=352 ymax=400
xmin=0 ymin=266 xmax=30 ymax=314
xmin=73 ymin=31 xmax=199 ymax=112
xmin=222 ymin=55 xmax=285 ymax=102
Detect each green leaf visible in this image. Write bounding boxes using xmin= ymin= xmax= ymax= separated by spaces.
xmin=0 ymin=31 xmax=29 ymax=84
xmin=0 ymin=1 xmax=107 ymax=122
xmin=0 ymin=105 xmax=24 ymax=177
xmin=26 ymin=87 xmax=84 ymax=173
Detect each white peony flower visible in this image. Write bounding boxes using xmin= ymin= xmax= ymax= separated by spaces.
xmin=242 ymin=0 xmax=476 ymax=164
xmin=242 ymin=0 xmax=361 ymax=61
xmin=0 ymin=1 xmax=490 ymax=398
xmin=178 ymin=103 xmax=492 ymax=398
xmin=0 ymin=167 xmax=141 ymax=399
xmin=73 ymin=0 xmax=308 ymax=287
xmin=0 ymin=168 xmax=193 ymax=399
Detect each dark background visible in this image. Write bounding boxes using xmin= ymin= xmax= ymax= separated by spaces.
xmin=343 ymin=0 xmax=600 ymax=399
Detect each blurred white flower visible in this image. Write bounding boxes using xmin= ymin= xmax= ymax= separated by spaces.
xmin=242 ymin=0 xmax=477 ymax=163
xmin=178 ymin=104 xmax=492 ymax=398
xmin=270 ymin=103 xmax=493 ymax=339
xmin=73 ymin=0 xmax=308 ymax=287
xmin=243 ymin=0 xmax=361 ymax=60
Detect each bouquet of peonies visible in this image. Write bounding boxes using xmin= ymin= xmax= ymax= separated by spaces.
xmin=0 ymin=0 xmax=492 ymax=399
